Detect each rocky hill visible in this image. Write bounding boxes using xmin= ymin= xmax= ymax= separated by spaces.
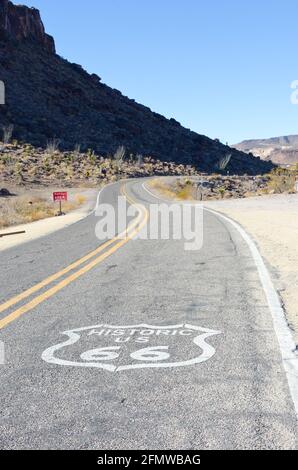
xmin=234 ymin=135 xmax=298 ymax=166
xmin=0 ymin=0 xmax=274 ymax=175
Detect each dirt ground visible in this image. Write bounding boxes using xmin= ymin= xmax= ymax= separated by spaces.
xmin=205 ymin=194 xmax=298 ymax=344
xmin=0 ymin=184 xmax=95 ymax=229
xmin=0 ymin=185 xmax=97 ymax=251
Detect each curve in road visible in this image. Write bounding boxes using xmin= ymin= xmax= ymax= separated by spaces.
xmin=0 ymin=178 xmax=296 ymax=449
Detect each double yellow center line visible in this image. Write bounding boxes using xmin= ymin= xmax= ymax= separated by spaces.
xmin=0 ymin=184 xmax=148 ymax=330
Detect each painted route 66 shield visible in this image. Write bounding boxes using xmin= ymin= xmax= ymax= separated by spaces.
xmin=42 ymin=324 xmax=221 ymax=372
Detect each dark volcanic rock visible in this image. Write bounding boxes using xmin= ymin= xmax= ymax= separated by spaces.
xmin=0 ymin=0 xmax=55 ymax=53
xmin=0 ymin=187 xmax=12 ymax=196
xmin=0 ymin=1 xmax=274 ymax=175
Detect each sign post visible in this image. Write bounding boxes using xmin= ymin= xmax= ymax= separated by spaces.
xmin=53 ymin=192 xmax=68 ymax=216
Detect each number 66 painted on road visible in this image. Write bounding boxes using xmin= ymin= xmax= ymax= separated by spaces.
xmin=81 ymin=346 xmax=170 ymax=362
xmin=42 ymin=324 xmax=221 ymax=372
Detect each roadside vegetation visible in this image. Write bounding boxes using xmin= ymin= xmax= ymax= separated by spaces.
xmin=0 ymin=140 xmax=197 ymax=188
xmin=0 ymin=138 xmax=197 ymax=229
xmin=1 ymin=136 xmax=297 ymax=230
xmin=267 ymin=167 xmax=297 ymax=194
xmin=0 ymin=192 xmax=85 ymax=229
xmin=148 ymin=167 xmax=298 ymax=201
xmin=149 ymin=179 xmax=196 ymax=200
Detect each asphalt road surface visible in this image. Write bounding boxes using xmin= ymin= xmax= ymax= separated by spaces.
xmin=0 ymin=179 xmax=297 ymax=450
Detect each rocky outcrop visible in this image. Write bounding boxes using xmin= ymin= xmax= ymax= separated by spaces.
xmin=0 ymin=1 xmax=274 ymax=175
xmin=0 ymin=0 xmax=55 ymax=53
xmin=0 ymin=143 xmax=200 ymax=187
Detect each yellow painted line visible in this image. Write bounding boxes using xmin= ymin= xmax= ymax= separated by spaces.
xmin=0 ymin=184 xmax=139 ymax=315
xmin=0 ymin=184 xmax=148 ymax=330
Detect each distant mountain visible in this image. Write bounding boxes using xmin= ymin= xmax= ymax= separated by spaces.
xmin=0 ymin=0 xmax=274 ymax=175
xmin=234 ymin=135 xmax=298 ymax=166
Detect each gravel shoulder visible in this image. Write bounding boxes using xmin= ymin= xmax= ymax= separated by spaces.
xmin=205 ymin=194 xmax=298 ymax=343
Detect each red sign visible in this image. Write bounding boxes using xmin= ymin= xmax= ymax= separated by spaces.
xmin=53 ymin=192 xmax=68 ymax=202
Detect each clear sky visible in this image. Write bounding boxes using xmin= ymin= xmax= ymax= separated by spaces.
xmin=21 ymin=0 xmax=298 ymax=144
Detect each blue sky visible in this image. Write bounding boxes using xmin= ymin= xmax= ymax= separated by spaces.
xmin=22 ymin=0 xmax=298 ymax=143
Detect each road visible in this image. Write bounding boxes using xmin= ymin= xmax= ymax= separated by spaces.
xmin=0 ymin=178 xmax=297 ymax=450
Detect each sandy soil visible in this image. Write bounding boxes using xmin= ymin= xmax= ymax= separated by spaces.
xmin=0 ymin=187 xmax=97 ymax=251
xmin=205 ymin=194 xmax=298 ymax=343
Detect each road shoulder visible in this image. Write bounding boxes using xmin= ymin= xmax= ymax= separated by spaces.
xmin=204 ymin=194 xmax=298 ymax=344
xmin=0 ymin=189 xmax=98 ymax=252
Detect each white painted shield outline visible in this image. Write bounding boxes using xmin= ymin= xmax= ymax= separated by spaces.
xmin=42 ymin=324 xmax=221 ymax=372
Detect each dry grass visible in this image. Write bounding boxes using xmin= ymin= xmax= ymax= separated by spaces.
xmin=148 ymin=178 xmax=195 ymax=200
xmin=149 ymin=173 xmax=297 ymax=201
xmin=0 ymin=195 xmax=77 ymax=229
xmin=74 ymin=194 xmax=87 ymax=205
xmin=148 ymin=179 xmax=177 ymax=199
xmin=176 ymin=184 xmax=195 ymax=200
xmin=268 ymin=169 xmax=296 ymax=194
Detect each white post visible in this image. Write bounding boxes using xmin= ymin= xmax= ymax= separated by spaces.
xmin=0 ymin=81 xmax=5 ymax=105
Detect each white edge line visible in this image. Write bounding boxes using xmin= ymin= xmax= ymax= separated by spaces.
xmin=141 ymin=181 xmax=163 ymax=201
xmin=142 ymin=180 xmax=298 ymax=416
xmin=94 ymin=178 xmax=133 ymax=212
xmin=93 ymin=180 xmax=119 ymax=212
xmin=142 ymin=181 xmax=183 ymax=204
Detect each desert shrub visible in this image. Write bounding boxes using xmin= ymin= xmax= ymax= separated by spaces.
xmin=75 ymin=194 xmax=87 ymax=205
xmin=268 ymin=168 xmax=296 ymax=194
xmin=174 ymin=179 xmax=195 ymax=200
xmin=136 ymin=154 xmax=143 ymax=167
xmin=74 ymin=144 xmax=81 ymax=155
xmin=46 ymin=138 xmax=61 ymax=154
xmin=2 ymin=124 xmax=14 ymax=145
xmin=114 ymin=145 xmax=126 ymax=162
xmin=0 ymin=154 xmax=11 ymax=165
xmin=218 ymin=187 xmax=226 ymax=199
xmin=176 ymin=185 xmax=194 ymax=200
xmin=149 ymin=179 xmax=177 ymax=199
xmin=217 ymin=153 xmax=232 ymax=172
xmin=86 ymin=149 xmax=97 ymax=164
